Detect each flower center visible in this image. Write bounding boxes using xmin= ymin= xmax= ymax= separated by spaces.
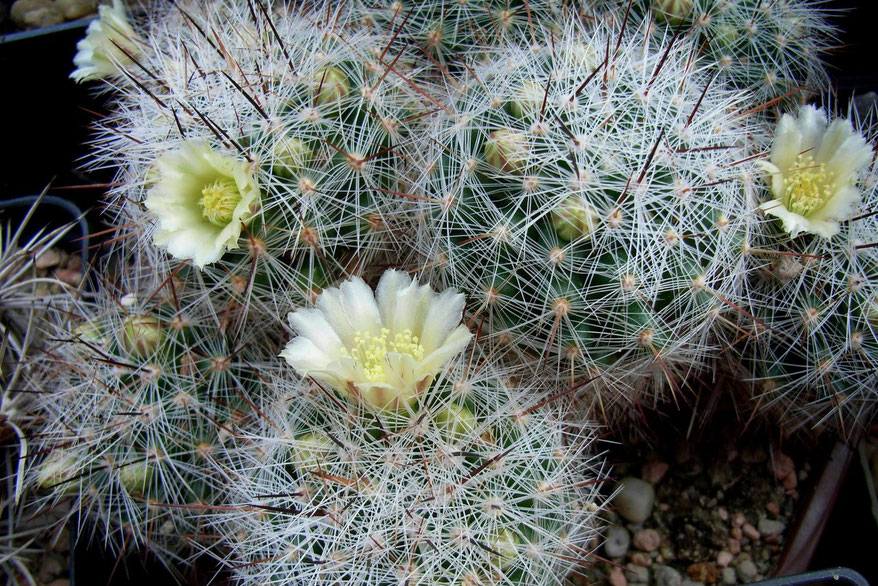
xmin=783 ymin=154 xmax=835 ymax=217
xmin=200 ymin=178 xmax=241 ymax=226
xmin=344 ymin=328 xmax=425 ymax=382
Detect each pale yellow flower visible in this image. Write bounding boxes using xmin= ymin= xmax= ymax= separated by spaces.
xmin=70 ymin=0 xmax=142 ymax=83
xmin=757 ymin=106 xmax=872 ymax=239
xmin=280 ymin=270 xmax=473 ymax=411
xmin=145 ymin=141 xmax=261 ymax=268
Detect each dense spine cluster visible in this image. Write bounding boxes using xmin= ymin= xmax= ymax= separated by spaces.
xmin=11 ymin=0 xmax=878 ymax=582
xmin=217 ymin=351 xmax=606 ymax=585
xmin=410 ymin=20 xmax=757 ymax=416
xmin=27 ymin=261 xmax=269 ymax=563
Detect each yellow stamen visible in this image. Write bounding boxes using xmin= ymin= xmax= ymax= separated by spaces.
xmin=782 ymin=154 xmax=836 ymax=217
xmin=199 ymin=178 xmax=241 ymax=226
xmin=342 ymin=328 xmax=425 ymax=382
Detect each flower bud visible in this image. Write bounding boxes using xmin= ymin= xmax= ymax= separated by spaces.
xmin=653 ymin=0 xmax=693 ymax=26
xmin=551 ymin=197 xmax=599 ymax=241
xmin=484 ymin=129 xmax=529 ymax=174
xmin=118 ymin=459 xmax=152 ymax=496
xmin=271 ymin=136 xmax=313 ymax=178
xmin=313 ymin=67 xmax=350 ymax=105
xmin=121 ymin=315 xmax=162 ymax=357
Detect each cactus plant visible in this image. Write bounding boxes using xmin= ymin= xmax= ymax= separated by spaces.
xmin=213 ymin=271 xmax=607 ymax=585
xmin=598 ymin=0 xmax=838 ymax=109
xmin=86 ymin=0 xmax=429 ymax=317
xmin=730 ymin=105 xmax=878 ymax=432
xmin=409 ymin=19 xmax=757 ymax=424
xmin=25 ymin=260 xmax=272 ymax=565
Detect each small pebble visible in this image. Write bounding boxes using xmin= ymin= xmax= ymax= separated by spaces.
xmin=722 ymin=568 xmax=737 ymax=585
xmin=37 ymin=555 xmax=64 ymax=583
xmin=727 ymin=539 xmax=741 ymax=555
xmin=757 ymin=518 xmax=785 ymax=537
xmin=687 ymin=562 xmax=718 ymax=584
xmin=731 ymin=513 xmax=746 ymax=528
xmin=613 ymin=477 xmax=655 ymax=523
xmin=782 ymin=473 xmax=798 ymax=491
xmin=764 ymin=502 xmax=780 ymax=516
xmin=771 ymin=451 xmax=794 ymax=480
xmin=631 ymin=552 xmax=652 ymax=567
xmin=742 ymin=523 xmax=760 ymax=541
xmin=609 ymin=567 xmax=628 ymax=586
xmin=632 ymin=528 xmax=661 ymax=552
xmin=731 ymin=527 xmax=742 ymax=541
xmin=35 ymin=249 xmax=63 ymax=269
xmin=654 ymin=565 xmax=683 ymax=586
xmin=642 ymin=461 xmax=670 ymax=484
xmin=716 ymin=551 xmax=733 ymax=568
xmin=604 ymin=525 xmax=631 ymax=558
xmin=717 ymin=507 xmax=729 ymax=521
xmin=626 ymin=563 xmax=650 ymax=584
xmin=736 ymin=560 xmax=758 ymax=583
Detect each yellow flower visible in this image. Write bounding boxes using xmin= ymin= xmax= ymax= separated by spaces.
xmin=757 ymin=106 xmax=872 ymax=239
xmin=280 ymin=270 xmax=473 ymax=411
xmin=70 ymin=0 xmax=142 ymax=83
xmin=145 ymin=141 xmax=261 ymax=268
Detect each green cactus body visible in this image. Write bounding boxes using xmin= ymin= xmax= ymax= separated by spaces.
xmin=411 ymin=21 xmax=755 ymax=418
xmin=28 ymin=265 xmax=267 ymax=562
xmin=220 ymin=350 xmax=605 ymax=585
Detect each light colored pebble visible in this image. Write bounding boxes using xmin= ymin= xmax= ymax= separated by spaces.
xmin=764 ymin=502 xmax=780 ymax=516
xmin=772 ymin=451 xmax=794 ymax=480
xmin=742 ymin=523 xmax=760 ymax=541
xmin=736 ymin=560 xmax=758 ymax=583
xmin=717 ymin=551 xmax=733 ymax=567
xmin=56 ymin=0 xmax=97 ymax=19
xmin=722 ymin=567 xmax=737 ymax=585
xmin=625 ymin=563 xmax=650 ymax=584
xmin=630 ymin=552 xmax=652 ymax=567
xmin=732 ymin=513 xmax=746 ymax=528
xmin=609 ymin=567 xmax=628 ymax=586
xmin=642 ymin=461 xmax=670 ymax=484
xmin=35 ymin=249 xmax=63 ymax=269
xmin=717 ymin=507 xmax=729 ymax=521
xmin=613 ymin=477 xmax=655 ymax=524
xmin=757 ymin=518 xmax=785 ymax=536
xmin=604 ymin=525 xmax=631 ymax=558
xmin=632 ymin=528 xmax=661 ymax=552
xmin=36 ymin=555 xmax=64 ymax=583
xmin=654 ymin=565 xmax=683 ymax=586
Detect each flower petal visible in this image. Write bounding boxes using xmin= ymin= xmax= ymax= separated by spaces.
xmin=419 ymin=289 xmax=467 ymax=352
xmin=421 ymin=325 xmax=473 ymax=371
xmin=287 ymin=309 xmax=345 ymax=355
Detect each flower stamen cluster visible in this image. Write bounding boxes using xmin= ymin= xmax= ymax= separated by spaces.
xmin=782 ymin=154 xmax=836 ymax=217
xmin=200 ymin=179 xmax=242 ymax=226
xmin=342 ymin=328 xmax=425 ymax=382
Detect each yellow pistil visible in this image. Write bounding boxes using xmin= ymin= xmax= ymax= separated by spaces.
xmin=782 ymin=154 xmax=835 ymax=217
xmin=199 ymin=178 xmax=241 ymax=226
xmin=344 ymin=328 xmax=425 ymax=382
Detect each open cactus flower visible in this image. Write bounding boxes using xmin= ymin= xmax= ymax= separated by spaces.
xmin=281 ymin=270 xmax=473 ymax=411
xmin=757 ymin=106 xmax=872 ymax=239
xmin=145 ymin=141 xmax=261 ymax=268
xmin=70 ymin=0 xmax=143 ymax=83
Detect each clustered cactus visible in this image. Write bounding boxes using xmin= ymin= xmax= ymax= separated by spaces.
xmin=6 ymin=0 xmax=877 ymax=583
